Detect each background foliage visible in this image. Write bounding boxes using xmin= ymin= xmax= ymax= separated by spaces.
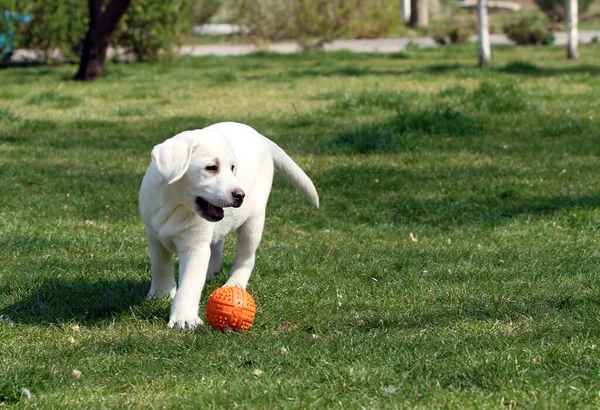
xmin=503 ymin=13 xmax=555 ymax=45
xmin=1 ymin=0 xmax=87 ymax=62
xmin=113 ymin=0 xmax=191 ymax=62
xmin=190 ymin=0 xmax=222 ymax=26
xmin=1 ymin=0 xmax=194 ymax=62
xmin=233 ymin=0 xmax=398 ymax=46
xmin=533 ymin=0 xmax=595 ymax=22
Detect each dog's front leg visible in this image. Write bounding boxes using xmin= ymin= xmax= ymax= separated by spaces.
xmin=168 ymin=245 xmax=211 ymax=330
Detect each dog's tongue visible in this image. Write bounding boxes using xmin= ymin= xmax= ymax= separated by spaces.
xmin=208 ymin=203 xmax=224 ymax=218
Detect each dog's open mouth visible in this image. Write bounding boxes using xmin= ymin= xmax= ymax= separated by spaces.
xmin=196 ymin=197 xmax=224 ymax=222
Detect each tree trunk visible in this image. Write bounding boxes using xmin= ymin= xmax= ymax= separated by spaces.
xmin=74 ymin=0 xmax=131 ymax=81
xmin=399 ymin=0 xmax=411 ymax=24
xmin=477 ymin=0 xmax=491 ymax=67
xmin=567 ymin=0 xmax=579 ymax=59
xmin=409 ymin=0 xmax=429 ymax=27
xmin=428 ymin=0 xmax=441 ymax=20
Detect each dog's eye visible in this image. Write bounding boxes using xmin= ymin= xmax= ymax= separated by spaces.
xmin=205 ymin=165 xmax=218 ymax=173
xmin=231 ymin=165 xmax=235 ymax=173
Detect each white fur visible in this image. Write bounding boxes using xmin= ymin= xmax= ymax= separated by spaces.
xmin=139 ymin=122 xmax=319 ymax=330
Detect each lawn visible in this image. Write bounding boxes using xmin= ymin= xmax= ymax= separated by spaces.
xmin=1 ymin=45 xmax=600 ymax=408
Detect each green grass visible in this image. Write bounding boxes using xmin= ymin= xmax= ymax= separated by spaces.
xmin=20 ymin=89 xmax=82 ymax=109
xmin=2 ymin=45 xmax=600 ymax=408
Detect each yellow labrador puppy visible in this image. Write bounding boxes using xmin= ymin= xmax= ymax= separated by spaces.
xmin=139 ymin=122 xmax=319 ymax=330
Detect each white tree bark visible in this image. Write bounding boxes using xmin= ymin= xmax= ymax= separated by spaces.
xmin=428 ymin=0 xmax=441 ymax=19
xmin=399 ymin=0 xmax=411 ymax=23
xmin=477 ymin=0 xmax=491 ymax=67
xmin=409 ymin=0 xmax=429 ymax=27
xmin=417 ymin=0 xmax=429 ymax=27
xmin=567 ymin=0 xmax=579 ymax=59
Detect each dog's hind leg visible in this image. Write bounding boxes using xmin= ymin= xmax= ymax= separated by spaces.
xmin=224 ymin=212 xmax=265 ymax=289
xmin=207 ymin=239 xmax=224 ymax=280
xmin=146 ymin=229 xmax=176 ymax=299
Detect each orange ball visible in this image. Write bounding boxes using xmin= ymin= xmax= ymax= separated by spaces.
xmin=205 ymin=286 xmax=256 ymax=332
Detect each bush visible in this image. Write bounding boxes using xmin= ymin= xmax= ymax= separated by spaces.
xmin=189 ymin=0 xmax=222 ymax=26
xmin=233 ymin=0 xmax=293 ymax=45
xmin=10 ymin=0 xmax=88 ymax=63
xmin=448 ymin=26 xmax=471 ymax=44
xmin=503 ymin=14 xmax=554 ymax=46
xmin=432 ymin=24 xmax=472 ymax=45
xmin=113 ymin=0 xmax=192 ymax=62
xmin=5 ymin=0 xmax=191 ymax=63
xmin=533 ymin=0 xmax=594 ymax=23
xmin=233 ymin=0 xmax=398 ymax=46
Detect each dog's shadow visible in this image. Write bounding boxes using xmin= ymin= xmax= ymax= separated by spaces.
xmin=1 ymin=276 xmax=158 ymax=326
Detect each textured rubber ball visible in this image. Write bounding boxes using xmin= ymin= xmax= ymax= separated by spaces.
xmin=205 ymin=286 xmax=256 ymax=332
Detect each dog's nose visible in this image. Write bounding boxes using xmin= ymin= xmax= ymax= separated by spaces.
xmin=232 ymin=189 xmax=245 ymax=207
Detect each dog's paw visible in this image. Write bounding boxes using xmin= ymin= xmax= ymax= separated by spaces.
xmin=168 ymin=315 xmax=203 ymax=331
xmin=147 ymin=287 xmax=177 ymax=299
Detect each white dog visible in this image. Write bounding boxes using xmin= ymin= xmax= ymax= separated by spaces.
xmin=139 ymin=122 xmax=319 ymax=330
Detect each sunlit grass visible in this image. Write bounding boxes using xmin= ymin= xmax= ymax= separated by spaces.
xmin=1 ymin=45 xmax=600 ymax=407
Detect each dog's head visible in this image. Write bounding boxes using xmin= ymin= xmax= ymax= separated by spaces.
xmin=151 ymin=130 xmax=245 ymax=222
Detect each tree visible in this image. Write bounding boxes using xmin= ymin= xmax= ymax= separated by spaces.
xmin=477 ymin=0 xmax=491 ymax=67
xmin=533 ymin=0 xmax=592 ymax=23
xmin=399 ymin=0 xmax=411 ymax=24
xmin=409 ymin=0 xmax=429 ymax=27
xmin=567 ymin=0 xmax=579 ymax=59
xmin=74 ymin=0 xmax=131 ymax=81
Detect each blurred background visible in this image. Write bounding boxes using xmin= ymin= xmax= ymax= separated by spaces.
xmin=1 ymin=0 xmax=598 ymax=67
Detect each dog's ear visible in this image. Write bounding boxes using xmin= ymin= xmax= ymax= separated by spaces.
xmin=151 ymin=135 xmax=197 ymax=185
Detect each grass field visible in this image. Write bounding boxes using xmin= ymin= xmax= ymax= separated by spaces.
xmin=1 ymin=45 xmax=600 ymax=408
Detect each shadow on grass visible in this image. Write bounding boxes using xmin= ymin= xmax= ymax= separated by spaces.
xmin=244 ymin=60 xmax=600 ymax=83
xmin=323 ymin=106 xmax=483 ymax=154
xmin=393 ymin=193 xmax=600 ymax=227
xmin=424 ymin=61 xmax=600 ymax=77
xmin=421 ymin=59 xmax=600 ymax=77
xmin=0 ymin=116 xmax=212 ymax=150
xmin=497 ymin=61 xmax=600 ymax=77
xmin=0 ymin=60 xmax=48 ymax=70
xmin=0 ymin=161 xmax=145 ymax=220
xmin=0 ymin=233 xmax=169 ymax=326
xmin=321 ymin=99 xmax=597 ymax=156
xmin=2 ymin=109 xmax=600 ymax=229
xmin=356 ymin=293 xmax=600 ymax=334
xmin=1 ymin=276 xmax=151 ymax=325
xmin=243 ymin=66 xmax=414 ymax=83
xmin=311 ymin=163 xmax=600 ymax=227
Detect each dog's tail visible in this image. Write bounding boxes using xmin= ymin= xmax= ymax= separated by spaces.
xmin=268 ymin=140 xmax=319 ymax=208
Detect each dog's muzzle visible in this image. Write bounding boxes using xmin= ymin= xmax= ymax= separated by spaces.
xmin=195 ymin=190 xmax=245 ymax=222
